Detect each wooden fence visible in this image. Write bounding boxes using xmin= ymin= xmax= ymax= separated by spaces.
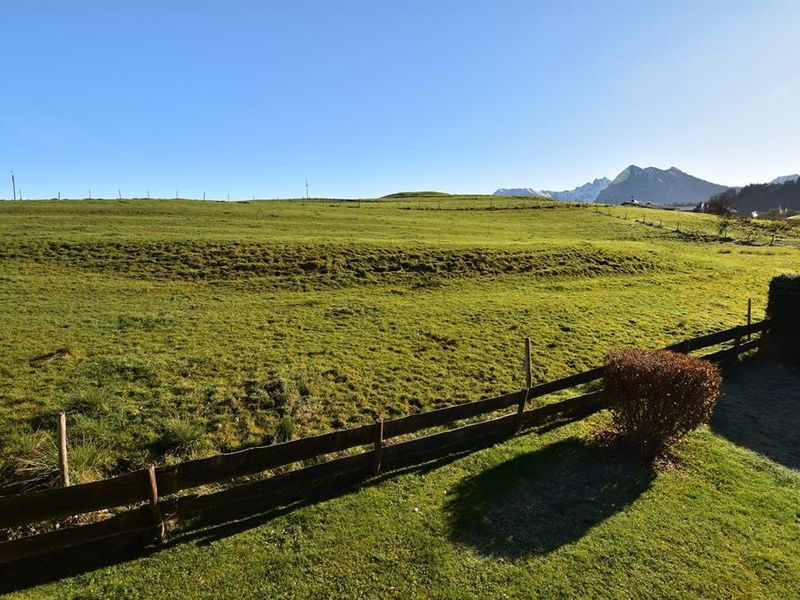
xmin=0 ymin=319 xmax=768 ymax=564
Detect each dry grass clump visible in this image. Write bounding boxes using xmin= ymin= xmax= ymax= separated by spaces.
xmin=0 ymin=427 xmax=117 ymax=493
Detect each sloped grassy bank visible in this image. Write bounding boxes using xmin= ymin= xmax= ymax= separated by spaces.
xmin=0 ymin=241 xmax=666 ymax=288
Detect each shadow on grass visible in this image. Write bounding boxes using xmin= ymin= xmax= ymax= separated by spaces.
xmin=711 ymin=355 xmax=800 ymax=470
xmin=0 ymin=446 xmax=482 ymax=594
xmin=0 ymin=531 xmax=157 ymax=594
xmin=169 ymin=447 xmax=478 ymax=549
xmin=445 ymin=438 xmax=654 ymax=558
xmin=0 ymin=412 xmax=599 ymax=593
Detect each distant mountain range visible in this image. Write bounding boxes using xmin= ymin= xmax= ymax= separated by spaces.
xmin=495 ymin=167 xmax=799 ymax=206
xmin=595 ymin=166 xmax=728 ymax=205
xmin=495 ymin=165 xmax=800 ymax=210
xmin=495 ymin=177 xmax=611 ymax=202
xmin=494 ymin=166 xmax=727 ymax=204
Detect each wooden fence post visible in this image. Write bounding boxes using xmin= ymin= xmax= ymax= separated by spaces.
xmin=147 ymin=466 xmax=165 ymax=541
xmin=372 ymin=420 xmax=384 ymax=476
xmin=747 ymin=298 xmax=752 ymax=341
xmin=515 ymin=338 xmax=533 ymax=431
xmin=524 ymin=337 xmax=532 ymax=389
xmin=58 ymin=413 xmax=70 ymax=487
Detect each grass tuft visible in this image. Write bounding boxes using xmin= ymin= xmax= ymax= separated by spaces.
xmin=152 ymin=418 xmax=207 ymax=459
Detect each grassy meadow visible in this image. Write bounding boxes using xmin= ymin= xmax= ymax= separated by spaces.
xmin=1 ymin=195 xmax=800 ymax=597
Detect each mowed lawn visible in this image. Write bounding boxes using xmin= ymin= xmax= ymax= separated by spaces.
xmin=1 ymin=196 xmax=799 ymax=597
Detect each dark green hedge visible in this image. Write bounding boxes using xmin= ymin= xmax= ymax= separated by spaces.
xmin=766 ymin=274 xmax=800 ymax=361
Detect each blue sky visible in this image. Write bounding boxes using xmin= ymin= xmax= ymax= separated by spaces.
xmin=1 ymin=0 xmax=798 ymax=199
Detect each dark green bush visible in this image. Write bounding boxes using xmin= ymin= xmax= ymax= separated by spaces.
xmin=605 ymin=350 xmax=722 ymax=461
xmin=766 ymin=274 xmax=800 ymax=362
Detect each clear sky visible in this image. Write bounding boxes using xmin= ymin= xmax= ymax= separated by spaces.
xmin=1 ymin=0 xmax=798 ymax=200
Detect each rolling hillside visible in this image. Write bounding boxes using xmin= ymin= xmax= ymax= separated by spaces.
xmin=1 ymin=195 xmax=799 ymax=597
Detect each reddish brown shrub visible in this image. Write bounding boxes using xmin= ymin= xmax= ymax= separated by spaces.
xmin=605 ymin=349 xmax=722 ymax=461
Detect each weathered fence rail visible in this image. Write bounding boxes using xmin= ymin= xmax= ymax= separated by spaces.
xmin=157 ymin=422 xmax=377 ymax=495
xmin=0 ymin=318 xmax=769 ymax=564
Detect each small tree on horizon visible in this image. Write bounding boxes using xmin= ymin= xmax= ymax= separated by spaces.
xmin=706 ymin=191 xmax=735 ymax=216
xmin=717 ymin=216 xmax=734 ymax=240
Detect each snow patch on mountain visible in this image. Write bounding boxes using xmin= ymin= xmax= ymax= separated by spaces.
xmin=770 ymin=174 xmax=800 ymax=185
xmin=494 ymin=177 xmax=611 ymax=202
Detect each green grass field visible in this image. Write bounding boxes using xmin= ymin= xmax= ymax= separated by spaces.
xmin=1 ymin=196 xmax=799 ymax=597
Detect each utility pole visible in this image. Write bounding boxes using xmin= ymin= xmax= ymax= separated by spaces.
xmin=118 ymin=189 xmax=122 ymax=199
xmin=305 ymin=180 xmax=309 ymax=199
xmin=58 ymin=191 xmax=61 ymax=200
xmin=10 ymin=170 xmax=16 ymax=200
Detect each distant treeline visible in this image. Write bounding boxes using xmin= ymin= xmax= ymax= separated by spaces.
xmin=711 ymin=179 xmax=800 ymax=214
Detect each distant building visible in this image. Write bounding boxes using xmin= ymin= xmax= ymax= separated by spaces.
xmin=621 ymin=198 xmax=676 ymax=211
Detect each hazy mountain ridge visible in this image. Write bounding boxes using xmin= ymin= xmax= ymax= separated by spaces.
xmin=550 ymin=178 xmax=612 ymax=201
xmin=494 ymin=177 xmax=610 ymax=202
xmin=493 ymin=188 xmax=545 ymax=197
xmin=770 ymin=174 xmax=800 ymax=185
